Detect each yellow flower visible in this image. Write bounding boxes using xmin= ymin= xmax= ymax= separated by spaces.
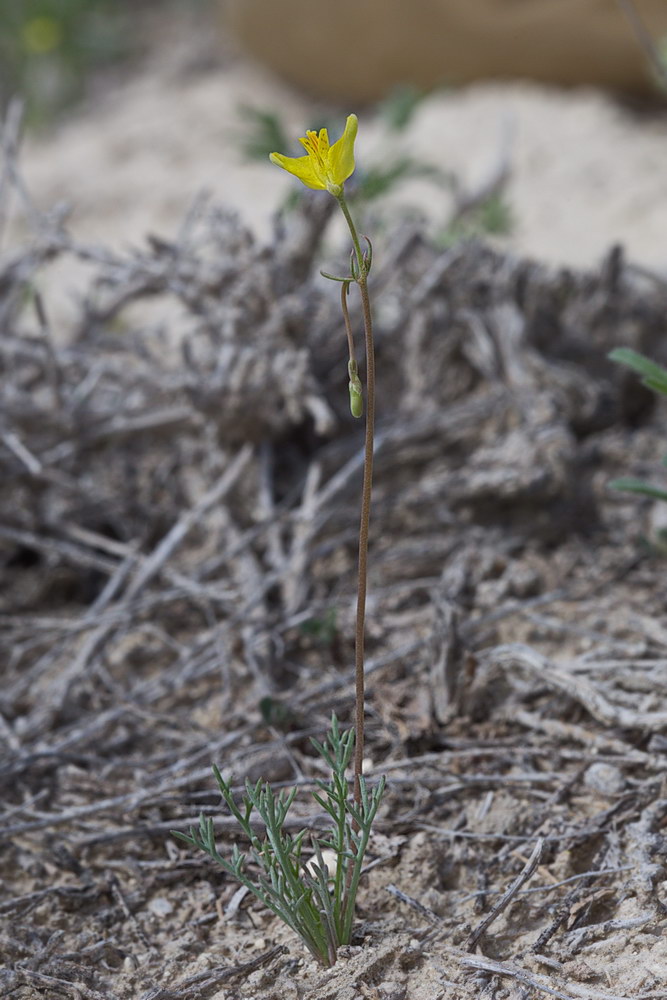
xmin=23 ymin=16 xmax=62 ymax=54
xmin=269 ymin=114 xmax=357 ymax=196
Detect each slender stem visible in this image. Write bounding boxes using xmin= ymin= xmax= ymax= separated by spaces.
xmin=340 ymin=282 xmax=356 ymax=365
xmin=336 ymin=193 xmax=365 ymax=276
xmin=336 ymin=193 xmax=375 ymax=811
xmin=353 ymin=275 xmax=374 ymax=807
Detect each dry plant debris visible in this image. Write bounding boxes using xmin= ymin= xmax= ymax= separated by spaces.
xmin=2 ymin=108 xmax=667 ymax=999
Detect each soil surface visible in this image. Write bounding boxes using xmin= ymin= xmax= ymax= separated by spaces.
xmin=2 ymin=10 xmax=667 ymax=1000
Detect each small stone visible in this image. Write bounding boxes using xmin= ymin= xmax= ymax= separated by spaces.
xmin=304 ymin=848 xmax=337 ymax=879
xmin=148 ymin=896 xmax=174 ymax=917
xmin=337 ymin=945 xmax=362 ymax=960
xmin=379 ymin=980 xmax=407 ymax=1000
xmin=583 ymin=762 xmax=625 ymax=797
xmin=399 ymin=946 xmax=423 ymax=970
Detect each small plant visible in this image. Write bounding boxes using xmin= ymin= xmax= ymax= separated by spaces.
xmin=173 ymin=718 xmax=385 ymax=967
xmin=438 ymin=191 xmax=514 ymax=246
xmin=174 ymin=115 xmax=384 ymax=965
xmin=299 ymin=607 xmax=338 ymax=647
xmin=609 ymin=347 xmax=667 ymax=504
xmin=0 ymin=0 xmax=132 ymax=125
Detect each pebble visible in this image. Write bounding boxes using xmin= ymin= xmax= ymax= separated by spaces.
xmin=148 ymin=896 xmax=174 ymax=917
xmin=583 ymin=762 xmax=625 ymax=797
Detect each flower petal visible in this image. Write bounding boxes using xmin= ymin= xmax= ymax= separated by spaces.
xmin=328 ymin=114 xmax=358 ymax=186
xmin=269 ymin=152 xmax=327 ymax=190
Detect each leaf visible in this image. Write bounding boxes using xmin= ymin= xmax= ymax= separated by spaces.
xmin=644 ymin=376 xmax=667 ymax=397
xmin=609 ymin=477 xmax=667 ymax=502
xmin=170 ymin=829 xmax=195 ymax=846
xmin=608 ymin=348 xmax=667 ymax=396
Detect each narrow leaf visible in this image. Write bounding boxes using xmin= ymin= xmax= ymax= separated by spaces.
xmin=609 ymin=477 xmax=667 ymax=502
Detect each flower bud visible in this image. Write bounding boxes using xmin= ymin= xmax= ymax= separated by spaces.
xmin=348 ymin=360 xmax=363 ymax=418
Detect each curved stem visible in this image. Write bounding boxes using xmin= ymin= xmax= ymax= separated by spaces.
xmin=336 ymin=193 xmax=375 ymax=811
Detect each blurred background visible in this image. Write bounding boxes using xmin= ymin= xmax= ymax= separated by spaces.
xmin=3 ymin=0 xmax=667 ymax=268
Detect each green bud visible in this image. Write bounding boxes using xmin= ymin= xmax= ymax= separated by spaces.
xmin=348 ymin=359 xmax=363 ymax=418
xmin=349 ymin=385 xmax=363 ymax=418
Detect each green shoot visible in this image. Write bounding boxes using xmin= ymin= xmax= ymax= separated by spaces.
xmin=299 ymin=607 xmax=338 ymax=647
xmin=609 ymin=347 xmax=667 ymax=505
xmin=172 ymin=716 xmax=385 ymax=967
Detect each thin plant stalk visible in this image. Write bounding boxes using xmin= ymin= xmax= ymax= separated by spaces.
xmin=341 ymin=282 xmax=356 ymax=366
xmin=336 ymin=191 xmax=375 ymax=811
